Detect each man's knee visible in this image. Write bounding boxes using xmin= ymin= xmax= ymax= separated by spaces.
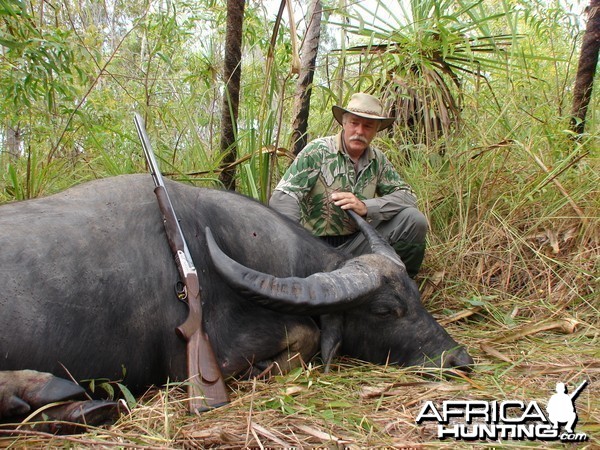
xmin=386 ymin=207 xmax=428 ymax=244
xmin=407 ymin=208 xmax=428 ymax=241
xmin=383 ymin=208 xmax=428 ymax=278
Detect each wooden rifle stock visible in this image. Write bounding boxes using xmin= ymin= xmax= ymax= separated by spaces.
xmin=134 ymin=113 xmax=229 ymax=412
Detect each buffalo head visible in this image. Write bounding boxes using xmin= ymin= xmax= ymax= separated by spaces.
xmin=205 ymin=210 xmax=473 ymax=372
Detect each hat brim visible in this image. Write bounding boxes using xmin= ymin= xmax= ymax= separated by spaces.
xmin=332 ymin=105 xmax=395 ymax=131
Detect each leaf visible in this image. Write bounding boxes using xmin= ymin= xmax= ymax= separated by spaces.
xmin=242 ymin=163 xmax=259 ymax=200
xmin=116 ymin=382 xmax=137 ymax=409
xmin=295 ymin=424 xmax=341 ymax=442
xmin=326 ymin=400 xmax=353 ymax=409
xmin=480 ymin=343 xmax=513 ymax=363
xmin=494 ymin=318 xmax=581 ymax=344
xmin=98 ymin=381 xmax=115 ymax=399
xmin=0 ymin=37 xmax=23 ymax=49
xmin=546 ymin=228 xmax=559 ymax=254
xmin=284 ymin=385 xmax=305 ymax=396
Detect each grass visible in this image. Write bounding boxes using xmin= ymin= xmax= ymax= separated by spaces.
xmin=0 ymin=0 xmax=596 ymax=445
xmin=1 ymin=336 xmax=598 ymax=448
xmin=1 ymin=143 xmax=598 ymax=448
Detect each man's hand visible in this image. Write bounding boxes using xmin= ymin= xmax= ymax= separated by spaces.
xmin=331 ymin=192 xmax=367 ymax=217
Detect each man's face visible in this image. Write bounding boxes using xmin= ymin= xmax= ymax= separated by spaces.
xmin=342 ymin=114 xmax=380 ymax=154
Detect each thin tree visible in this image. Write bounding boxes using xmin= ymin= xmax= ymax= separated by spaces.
xmin=290 ymin=0 xmax=322 ymax=156
xmin=570 ymin=0 xmax=599 ymax=135
xmin=219 ymin=0 xmax=245 ymax=191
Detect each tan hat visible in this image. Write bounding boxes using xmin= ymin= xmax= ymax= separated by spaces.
xmin=332 ymin=93 xmax=395 ymax=130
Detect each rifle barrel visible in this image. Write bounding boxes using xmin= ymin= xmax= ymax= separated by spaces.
xmin=134 ymin=113 xmax=195 ymax=266
xmin=570 ymin=379 xmax=588 ymax=400
xmin=134 ymin=113 xmax=163 ymax=188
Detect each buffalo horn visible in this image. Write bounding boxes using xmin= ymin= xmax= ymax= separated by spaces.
xmin=205 ymin=227 xmax=382 ymax=314
xmin=346 ymin=210 xmax=405 ymax=268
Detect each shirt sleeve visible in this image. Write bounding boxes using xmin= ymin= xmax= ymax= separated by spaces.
xmin=269 ymin=190 xmax=302 ymax=222
xmin=271 ymin=143 xmax=322 ymax=204
xmin=363 ymin=150 xmax=417 ymax=221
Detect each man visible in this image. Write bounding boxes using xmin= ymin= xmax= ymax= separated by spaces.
xmin=547 ymin=382 xmax=579 ymax=433
xmin=270 ymin=92 xmax=428 ymax=277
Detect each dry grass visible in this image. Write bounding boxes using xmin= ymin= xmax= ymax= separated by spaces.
xmin=1 ymin=344 xmax=598 ymax=449
xmin=1 ymin=140 xmax=598 ymax=449
xmin=1 ymin=240 xmax=597 ymax=448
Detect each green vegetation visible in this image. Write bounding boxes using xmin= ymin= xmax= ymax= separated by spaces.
xmin=0 ymin=0 xmax=597 ymax=447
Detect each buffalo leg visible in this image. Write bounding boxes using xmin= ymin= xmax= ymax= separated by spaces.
xmin=218 ymin=319 xmax=320 ymax=378
xmin=17 ymin=400 xmax=122 ymax=434
xmin=0 ymin=370 xmax=121 ymax=434
xmin=250 ymin=323 xmax=320 ymax=377
xmin=0 ymin=370 xmax=86 ymax=420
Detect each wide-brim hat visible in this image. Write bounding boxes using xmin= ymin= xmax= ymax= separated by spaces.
xmin=332 ymin=93 xmax=396 ymax=131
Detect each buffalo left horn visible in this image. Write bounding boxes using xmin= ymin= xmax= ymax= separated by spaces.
xmin=205 ymin=227 xmax=382 ymax=314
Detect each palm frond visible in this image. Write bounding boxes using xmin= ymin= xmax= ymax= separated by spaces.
xmin=325 ymin=0 xmax=530 ymax=146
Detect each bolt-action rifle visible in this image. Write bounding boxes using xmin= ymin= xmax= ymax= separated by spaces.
xmin=134 ymin=113 xmax=229 ymax=412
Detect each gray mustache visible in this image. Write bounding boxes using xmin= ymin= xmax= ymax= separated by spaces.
xmin=349 ymin=135 xmax=368 ymax=144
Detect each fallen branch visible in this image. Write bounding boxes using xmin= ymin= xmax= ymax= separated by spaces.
xmin=439 ymin=307 xmax=483 ymax=325
xmin=493 ymin=318 xmax=580 ymax=344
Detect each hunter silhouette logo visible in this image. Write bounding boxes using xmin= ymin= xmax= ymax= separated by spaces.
xmin=416 ymin=379 xmax=590 ymax=442
xmin=546 ymin=380 xmax=588 ymax=435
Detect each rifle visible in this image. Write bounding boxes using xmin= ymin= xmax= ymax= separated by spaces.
xmin=134 ymin=113 xmax=229 ymax=412
xmin=569 ymin=380 xmax=588 ymax=401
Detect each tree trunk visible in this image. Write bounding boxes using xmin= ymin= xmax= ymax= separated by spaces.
xmin=336 ymin=0 xmax=347 ymax=105
xmin=570 ymin=0 xmax=600 ymax=135
xmin=4 ymin=124 xmax=22 ymax=159
xmin=291 ymin=0 xmax=322 ymax=156
xmin=219 ymin=0 xmax=245 ymax=191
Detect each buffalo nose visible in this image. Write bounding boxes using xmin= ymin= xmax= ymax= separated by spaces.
xmin=443 ymin=347 xmax=474 ymax=371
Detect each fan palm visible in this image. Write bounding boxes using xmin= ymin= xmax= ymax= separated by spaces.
xmin=330 ymin=0 xmax=519 ymax=148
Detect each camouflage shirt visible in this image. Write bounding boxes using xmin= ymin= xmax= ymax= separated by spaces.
xmin=274 ymin=132 xmax=414 ymax=236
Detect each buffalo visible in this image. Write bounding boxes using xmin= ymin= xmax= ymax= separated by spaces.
xmin=0 ymin=174 xmax=472 ymax=426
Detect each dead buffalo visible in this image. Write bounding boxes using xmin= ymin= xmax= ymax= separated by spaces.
xmin=0 ymin=174 xmax=472 ymax=424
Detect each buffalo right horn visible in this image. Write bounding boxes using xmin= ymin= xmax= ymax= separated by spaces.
xmin=346 ymin=210 xmax=405 ymax=269
xmin=205 ymin=227 xmax=382 ymax=315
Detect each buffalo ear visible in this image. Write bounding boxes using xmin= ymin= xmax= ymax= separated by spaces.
xmin=320 ymin=314 xmax=343 ymax=373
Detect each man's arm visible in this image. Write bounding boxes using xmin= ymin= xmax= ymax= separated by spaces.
xmin=329 ymin=189 xmax=416 ymax=220
xmin=270 ymin=141 xmax=323 ymax=221
xmin=363 ymin=148 xmax=418 ymax=221
xmin=330 ymin=191 xmax=368 ymax=216
xmin=363 ymin=189 xmax=417 ymax=221
xmin=269 ymin=190 xmax=302 ymax=222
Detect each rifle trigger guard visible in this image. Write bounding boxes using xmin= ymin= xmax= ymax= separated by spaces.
xmin=175 ymin=281 xmax=188 ymax=302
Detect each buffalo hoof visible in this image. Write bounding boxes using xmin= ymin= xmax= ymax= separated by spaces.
xmin=0 ymin=370 xmax=85 ymax=420
xmin=21 ymin=400 xmax=123 ymax=434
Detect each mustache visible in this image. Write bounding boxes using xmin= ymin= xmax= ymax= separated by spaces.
xmin=349 ymin=135 xmax=368 ymax=144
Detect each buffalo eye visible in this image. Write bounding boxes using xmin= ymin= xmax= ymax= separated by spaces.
xmin=370 ymin=301 xmax=406 ymax=318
